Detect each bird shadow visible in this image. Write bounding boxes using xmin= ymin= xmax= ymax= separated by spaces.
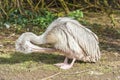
xmin=0 ymin=52 xmax=86 ymax=65
xmin=0 ymin=52 xmax=65 ymax=64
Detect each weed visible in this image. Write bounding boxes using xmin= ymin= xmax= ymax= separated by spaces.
xmin=68 ymin=10 xmax=84 ymax=21
xmin=1 ymin=9 xmax=57 ymax=31
xmin=32 ymin=11 xmax=56 ymax=29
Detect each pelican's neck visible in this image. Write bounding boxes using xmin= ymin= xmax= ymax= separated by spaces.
xmin=30 ymin=33 xmax=46 ymax=45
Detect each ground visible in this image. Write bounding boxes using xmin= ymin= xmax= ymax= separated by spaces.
xmin=0 ymin=12 xmax=120 ymax=80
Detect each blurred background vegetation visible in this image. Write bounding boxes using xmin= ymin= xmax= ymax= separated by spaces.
xmin=0 ymin=0 xmax=120 ymax=35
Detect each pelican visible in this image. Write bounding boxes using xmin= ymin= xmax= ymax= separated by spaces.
xmin=15 ymin=17 xmax=101 ymax=69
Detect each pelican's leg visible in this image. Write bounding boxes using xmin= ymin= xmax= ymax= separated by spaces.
xmin=54 ymin=57 xmax=68 ymax=67
xmin=60 ymin=58 xmax=76 ymax=70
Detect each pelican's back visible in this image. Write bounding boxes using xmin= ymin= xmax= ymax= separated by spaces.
xmin=45 ymin=17 xmax=101 ymax=62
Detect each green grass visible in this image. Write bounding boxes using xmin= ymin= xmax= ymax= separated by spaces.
xmin=0 ymin=48 xmax=119 ymax=80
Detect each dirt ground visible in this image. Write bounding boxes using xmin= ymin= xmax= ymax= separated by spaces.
xmin=0 ymin=13 xmax=120 ymax=80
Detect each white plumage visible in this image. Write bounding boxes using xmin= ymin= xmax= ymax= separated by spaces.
xmin=15 ymin=17 xmax=101 ymax=69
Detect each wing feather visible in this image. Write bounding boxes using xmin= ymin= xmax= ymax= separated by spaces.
xmin=65 ymin=20 xmax=101 ymax=61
